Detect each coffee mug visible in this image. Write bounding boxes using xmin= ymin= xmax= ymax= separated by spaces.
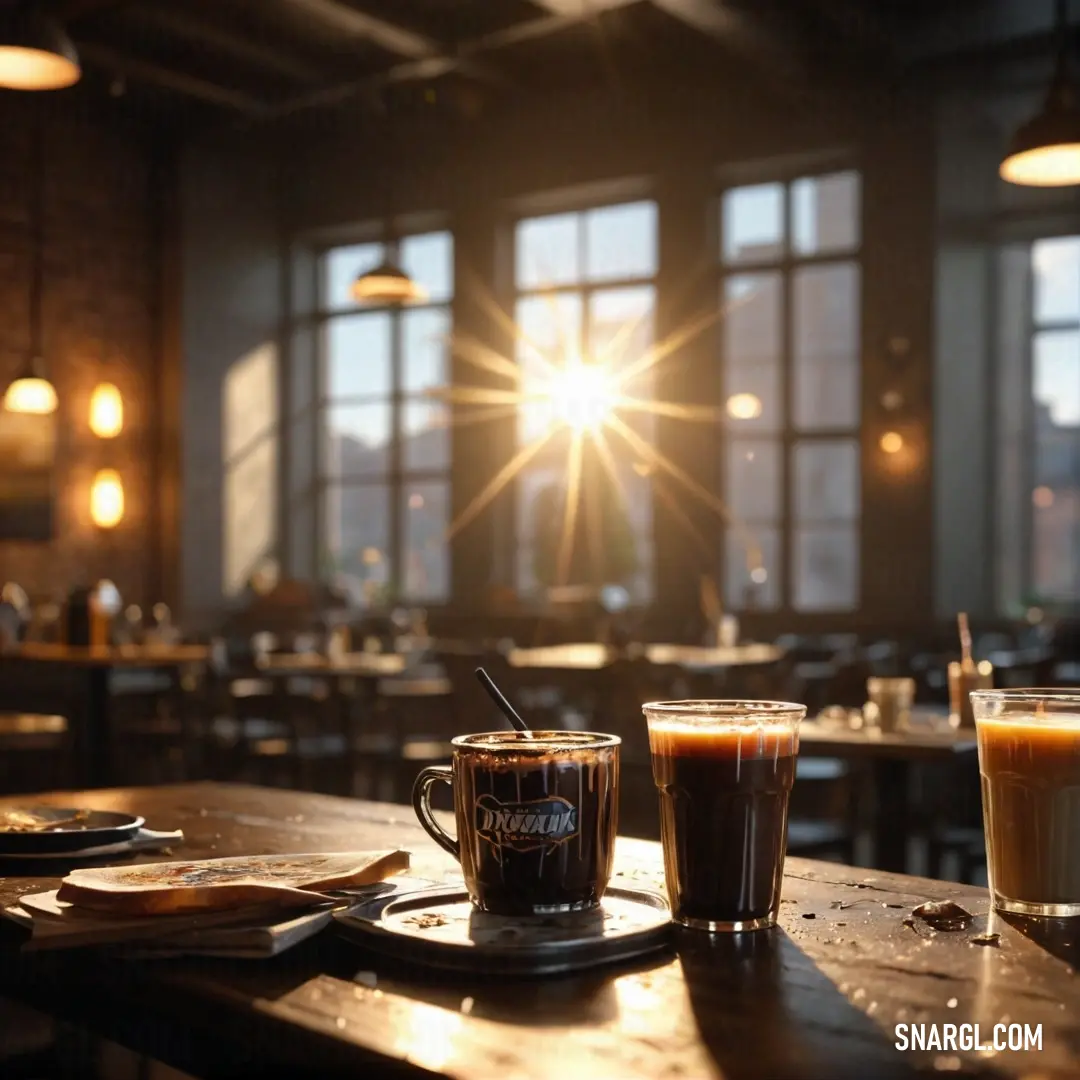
xmin=412 ymin=730 xmax=620 ymax=915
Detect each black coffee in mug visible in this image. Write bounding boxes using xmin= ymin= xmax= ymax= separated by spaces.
xmin=413 ymin=731 xmax=620 ymax=915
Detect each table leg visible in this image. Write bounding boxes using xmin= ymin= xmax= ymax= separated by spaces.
xmin=82 ymin=666 xmax=112 ymax=788
xmin=874 ymin=759 xmax=911 ymax=873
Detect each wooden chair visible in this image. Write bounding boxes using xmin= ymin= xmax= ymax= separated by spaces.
xmin=0 ymin=712 xmax=73 ymax=795
xmin=107 ymin=665 xmax=205 ymax=786
xmin=196 ymin=650 xmax=352 ymax=794
xmin=351 ymin=665 xmax=457 ymax=804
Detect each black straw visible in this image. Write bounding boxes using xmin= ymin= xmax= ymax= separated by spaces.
xmin=475 ymin=667 xmax=532 ymax=737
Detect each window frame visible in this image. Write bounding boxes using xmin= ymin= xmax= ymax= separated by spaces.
xmin=716 ymin=164 xmax=864 ymax=615
xmin=1016 ymin=233 xmax=1080 ymax=610
xmin=507 ymin=190 xmax=660 ymax=605
xmin=313 ymin=228 xmax=454 ymax=606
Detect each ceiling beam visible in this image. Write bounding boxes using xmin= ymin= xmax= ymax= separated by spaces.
xmin=650 ymin=0 xmax=807 ymax=77
xmin=278 ymin=0 xmax=507 ymax=87
xmin=79 ymin=43 xmax=269 ymax=114
xmin=278 ymin=0 xmax=442 ymax=60
xmin=528 ymin=0 xmax=640 ymax=14
xmin=54 ymin=0 xmax=139 ymax=18
xmin=268 ymin=2 xmax=624 ymax=117
xmin=126 ymin=5 xmax=323 ymax=84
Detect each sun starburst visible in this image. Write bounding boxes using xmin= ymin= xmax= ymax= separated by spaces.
xmin=426 ymin=273 xmax=768 ymax=595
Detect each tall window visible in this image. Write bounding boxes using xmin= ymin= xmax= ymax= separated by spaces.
xmin=512 ymin=200 xmax=658 ymax=603
xmin=1004 ymin=237 xmax=1080 ymax=606
xmin=719 ymin=170 xmax=862 ymax=612
xmin=317 ymin=231 xmax=453 ymax=605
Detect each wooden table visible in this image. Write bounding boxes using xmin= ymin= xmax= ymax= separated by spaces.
xmin=0 ymin=645 xmax=209 ymax=789
xmin=643 ymin=642 xmax=784 ymax=669
xmin=2 ymin=782 xmax=1077 ymax=1079
xmin=507 ymin=642 xmax=783 ymax=671
xmin=800 ymin=719 xmax=978 ymax=874
xmin=257 ymin=651 xmax=407 ymax=679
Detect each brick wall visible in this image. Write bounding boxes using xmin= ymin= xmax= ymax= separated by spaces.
xmin=0 ymin=96 xmax=160 ymax=608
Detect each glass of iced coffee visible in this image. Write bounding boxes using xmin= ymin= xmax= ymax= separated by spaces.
xmin=972 ymin=689 xmax=1080 ymax=918
xmin=642 ymin=700 xmax=805 ymax=931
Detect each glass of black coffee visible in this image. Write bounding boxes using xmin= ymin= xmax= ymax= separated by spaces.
xmin=412 ymin=731 xmax=620 ymax=916
xmin=972 ymin=689 xmax=1080 ymax=918
xmin=643 ymin=700 xmax=805 ymax=932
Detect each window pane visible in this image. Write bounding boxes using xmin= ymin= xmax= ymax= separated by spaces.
xmin=517 ymin=293 xmax=583 ymax=443
xmin=793 ymin=526 xmax=858 ymax=611
xmin=585 ymin=201 xmax=657 ymax=282
xmin=516 ymin=465 xmax=564 ymax=594
xmin=722 ymin=183 xmax=783 ymax=264
xmin=724 ymin=274 xmax=781 ymax=362
xmin=326 ymin=313 xmax=392 ymax=400
xmin=1033 ymin=329 xmax=1080 ymax=426
xmin=324 ymin=242 xmax=384 ymax=310
xmin=726 ymin=439 xmax=780 ymax=522
xmin=324 ymin=403 xmax=391 ymax=478
xmin=618 ymin=463 xmax=653 ymax=602
xmin=403 ymin=481 xmax=449 ymax=601
xmin=792 ymin=172 xmax=859 ymax=256
xmin=402 ymin=307 xmax=450 ymax=395
xmin=793 ymin=262 xmax=860 ymax=430
xmin=589 ymin=286 xmax=654 ymax=379
xmin=724 ymin=527 xmax=779 ymax=611
xmin=517 ymin=293 xmax=583 ymax=367
xmin=1033 ymin=488 xmax=1080 ymax=601
xmin=793 ymin=440 xmax=860 ymax=522
xmin=402 ymin=400 xmax=449 ymax=472
xmin=1033 ymin=237 xmax=1080 ymax=324
xmin=1035 ymin=425 xmax=1080 ymax=491
xmin=323 ymin=483 xmax=390 ymax=604
xmin=400 ymin=232 xmax=453 ymax=304
xmin=724 ymin=363 xmax=780 ymax=434
xmin=724 ymin=274 xmax=782 ymax=433
xmin=516 ymin=212 xmax=579 ymax=289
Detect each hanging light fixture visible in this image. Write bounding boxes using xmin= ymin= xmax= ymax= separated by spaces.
xmin=351 ymin=125 xmax=426 ymax=305
xmin=351 ymin=252 xmax=427 ymax=305
xmin=0 ymin=4 xmax=80 ymax=91
xmin=4 ymin=107 xmax=57 ymax=415
xmin=1001 ymin=0 xmax=1080 ymax=186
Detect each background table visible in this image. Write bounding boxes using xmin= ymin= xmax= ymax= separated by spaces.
xmin=507 ymin=642 xmax=784 ymax=671
xmin=1 ymin=783 xmax=1077 ymax=1080
xmin=256 ymin=651 xmax=407 ymax=678
xmin=0 ymin=645 xmax=209 ymax=788
xmin=799 ymin=720 xmax=978 ymax=873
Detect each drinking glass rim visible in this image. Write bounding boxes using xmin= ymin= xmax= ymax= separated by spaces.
xmin=970 ymin=688 xmax=1080 ymax=707
xmin=642 ymin=699 xmax=806 ymax=721
xmin=451 ymin=730 xmax=621 ymax=753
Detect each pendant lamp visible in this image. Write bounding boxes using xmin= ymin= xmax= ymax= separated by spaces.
xmin=4 ymin=109 xmax=57 ymax=415
xmin=350 ymin=128 xmax=426 ymax=306
xmin=1001 ymin=0 xmax=1080 ymax=187
xmin=0 ymin=4 xmax=80 ymax=91
xmin=351 ymin=258 xmax=427 ymax=304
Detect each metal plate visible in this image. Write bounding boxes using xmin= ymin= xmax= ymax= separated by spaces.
xmin=335 ymin=885 xmax=672 ymax=975
xmin=0 ymin=809 xmax=144 ymax=854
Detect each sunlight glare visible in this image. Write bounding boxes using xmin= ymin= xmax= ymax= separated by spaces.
xmin=549 ymin=358 xmax=617 ymax=432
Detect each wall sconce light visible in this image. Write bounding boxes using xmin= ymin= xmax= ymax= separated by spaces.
xmin=90 ymin=468 xmax=124 ymax=528
xmin=726 ymin=392 xmax=763 ymax=421
xmin=89 ymin=381 xmax=123 ymax=437
xmin=879 ymin=431 xmax=904 ymax=454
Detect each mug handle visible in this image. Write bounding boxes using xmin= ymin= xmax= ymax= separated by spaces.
xmin=412 ymin=765 xmax=459 ymax=859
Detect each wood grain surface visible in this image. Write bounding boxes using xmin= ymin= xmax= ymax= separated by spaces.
xmin=1 ymin=783 xmax=1077 ymax=1079
xmin=8 ymin=643 xmax=209 ymax=667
